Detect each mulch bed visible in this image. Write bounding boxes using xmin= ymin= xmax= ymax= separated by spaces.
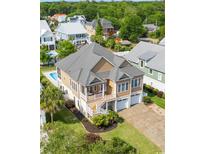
xmin=65 ymin=102 xmax=117 ymax=133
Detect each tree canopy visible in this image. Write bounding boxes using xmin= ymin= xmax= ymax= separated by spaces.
xmin=56 ymin=40 xmax=76 ymax=59
xmin=119 ymin=15 xmax=145 ymax=42
xmin=41 ymin=1 xmax=164 ymax=40
xmin=40 ymin=86 xmax=64 ymax=123
xmin=41 ymin=122 xmax=136 ymax=154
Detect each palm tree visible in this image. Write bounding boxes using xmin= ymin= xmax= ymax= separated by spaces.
xmin=40 ymin=86 xmax=64 ymax=123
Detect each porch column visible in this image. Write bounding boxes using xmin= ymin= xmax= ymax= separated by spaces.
xmin=127 ymin=79 xmax=132 ymax=108
xmin=85 ymin=86 xmax=88 ymax=101
xmin=114 ymin=100 xmax=117 ymax=112
xmin=102 ymin=84 xmax=105 ymax=97
xmin=106 ymin=102 xmax=108 ymax=112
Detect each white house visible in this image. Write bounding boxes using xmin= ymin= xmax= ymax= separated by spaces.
xmin=40 ymin=20 xmax=56 ymax=50
xmin=67 ymin=15 xmax=86 ymax=24
xmin=55 ymin=22 xmax=89 ymax=46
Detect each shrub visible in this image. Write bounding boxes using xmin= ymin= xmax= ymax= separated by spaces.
xmin=143 ymin=96 xmax=153 ymax=105
xmin=89 ymin=137 xmax=136 ymax=154
xmin=107 ymin=110 xmax=120 ymax=124
xmin=157 ymin=91 xmax=165 ymax=98
xmin=92 ymin=111 xmax=121 ymax=127
xmin=40 ymin=77 xmax=50 ymax=88
xmin=153 ymin=88 xmax=159 ymax=95
xmin=85 ymin=133 xmax=102 ymax=143
xmin=92 ymin=114 xmax=109 ymax=127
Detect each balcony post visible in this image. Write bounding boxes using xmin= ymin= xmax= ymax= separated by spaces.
xmin=102 ymin=84 xmax=105 ymax=97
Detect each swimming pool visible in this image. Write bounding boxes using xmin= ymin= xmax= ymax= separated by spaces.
xmin=49 ymin=72 xmax=58 ymax=81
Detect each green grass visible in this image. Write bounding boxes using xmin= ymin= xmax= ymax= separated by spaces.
xmin=145 ymin=90 xmax=165 ymax=109
xmin=40 ymin=65 xmax=56 ymax=73
xmin=100 ymin=122 xmax=161 ymax=154
xmin=47 ymin=107 xmax=161 ymax=154
xmin=46 ymin=107 xmax=85 ymax=134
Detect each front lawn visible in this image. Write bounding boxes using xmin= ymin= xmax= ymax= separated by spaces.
xmin=46 ymin=106 xmax=85 ymax=134
xmin=45 ymin=107 xmax=161 ymax=154
xmin=100 ymin=122 xmax=161 ymax=154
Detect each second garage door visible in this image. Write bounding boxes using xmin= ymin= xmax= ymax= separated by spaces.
xmin=117 ymin=99 xmax=128 ymax=111
xmin=131 ymin=94 xmax=140 ymax=105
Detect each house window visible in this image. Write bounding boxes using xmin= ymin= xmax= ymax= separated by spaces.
xmin=118 ymin=84 xmax=121 ymax=92
xmin=118 ymin=82 xmax=129 ymax=92
xmin=132 ymin=79 xmax=140 ymax=88
xmin=126 ymin=82 xmax=128 ymax=91
xmin=140 ymin=60 xmax=144 ymax=67
xmin=158 ymin=73 xmax=162 ymax=81
xmin=149 ymin=69 xmax=153 ymax=75
xmin=122 ymin=83 xmax=125 ymax=91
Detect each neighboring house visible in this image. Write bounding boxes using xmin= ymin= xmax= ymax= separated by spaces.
xmin=143 ymin=24 xmax=158 ymax=33
xmin=85 ymin=18 xmax=114 ymax=36
xmin=124 ymin=41 xmax=165 ymax=92
xmin=51 ymin=14 xmax=67 ymax=23
xmin=67 ymin=15 xmax=86 ymax=24
xmin=55 ymin=22 xmax=89 ymax=46
xmin=55 ymin=43 xmax=144 ymax=119
xmin=40 ymin=20 xmax=56 ymax=50
xmin=159 ymin=37 xmax=165 ymax=46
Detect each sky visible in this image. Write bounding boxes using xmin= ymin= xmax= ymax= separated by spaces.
xmin=40 ymin=0 xmax=160 ymax=2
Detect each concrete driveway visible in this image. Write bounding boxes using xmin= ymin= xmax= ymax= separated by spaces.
xmin=119 ymin=103 xmax=165 ymax=151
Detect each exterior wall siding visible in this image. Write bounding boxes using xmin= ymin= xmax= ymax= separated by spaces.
xmin=131 ymin=62 xmax=165 ymax=83
xmin=92 ymin=58 xmax=113 ymax=73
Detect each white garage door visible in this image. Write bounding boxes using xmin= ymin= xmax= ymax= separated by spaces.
xmin=131 ymin=94 xmax=140 ymax=105
xmin=117 ymin=99 xmax=128 ymax=111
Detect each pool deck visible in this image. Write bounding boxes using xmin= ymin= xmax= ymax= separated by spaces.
xmin=43 ymin=71 xmax=58 ymax=87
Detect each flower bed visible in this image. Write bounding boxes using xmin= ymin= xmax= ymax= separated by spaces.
xmin=65 ymin=101 xmax=117 ymax=133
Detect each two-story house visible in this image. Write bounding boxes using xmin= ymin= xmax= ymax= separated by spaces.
xmin=40 ymin=20 xmax=56 ymax=50
xmin=55 ymin=22 xmax=89 ymax=46
xmin=55 ymin=43 xmax=144 ymax=119
xmin=124 ymin=41 xmax=165 ymax=92
xmin=85 ymin=18 xmax=114 ymax=37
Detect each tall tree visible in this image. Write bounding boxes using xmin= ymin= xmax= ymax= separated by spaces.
xmin=56 ymin=40 xmax=76 ymax=59
xmin=119 ymin=15 xmax=144 ymax=42
xmin=40 ymin=45 xmax=51 ymax=65
xmin=40 ymin=86 xmax=64 ymax=123
xmin=96 ymin=19 xmax=103 ymax=36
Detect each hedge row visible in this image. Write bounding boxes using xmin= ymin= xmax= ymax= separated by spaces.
xmin=143 ymin=84 xmax=165 ymax=99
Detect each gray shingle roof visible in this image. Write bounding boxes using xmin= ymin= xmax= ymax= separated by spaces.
xmin=91 ymin=18 xmax=114 ymax=29
xmin=55 ymin=22 xmax=87 ymax=35
xmin=124 ymin=41 xmax=165 ymax=73
xmin=138 ymin=51 xmax=157 ymax=61
xmin=56 ymin=43 xmax=144 ymax=86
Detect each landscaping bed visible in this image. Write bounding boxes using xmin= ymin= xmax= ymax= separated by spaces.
xmin=143 ymin=84 xmax=165 ymax=109
xmin=65 ymin=101 xmax=117 ymax=133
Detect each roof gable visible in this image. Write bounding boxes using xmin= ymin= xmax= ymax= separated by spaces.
xmin=56 ymin=43 xmax=144 ymax=85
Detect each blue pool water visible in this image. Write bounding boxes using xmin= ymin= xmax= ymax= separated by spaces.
xmin=49 ymin=72 xmax=58 ymax=81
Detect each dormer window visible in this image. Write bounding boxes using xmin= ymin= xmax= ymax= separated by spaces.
xmin=149 ymin=69 xmax=153 ymax=75
xmin=140 ymin=60 xmax=144 ymax=67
